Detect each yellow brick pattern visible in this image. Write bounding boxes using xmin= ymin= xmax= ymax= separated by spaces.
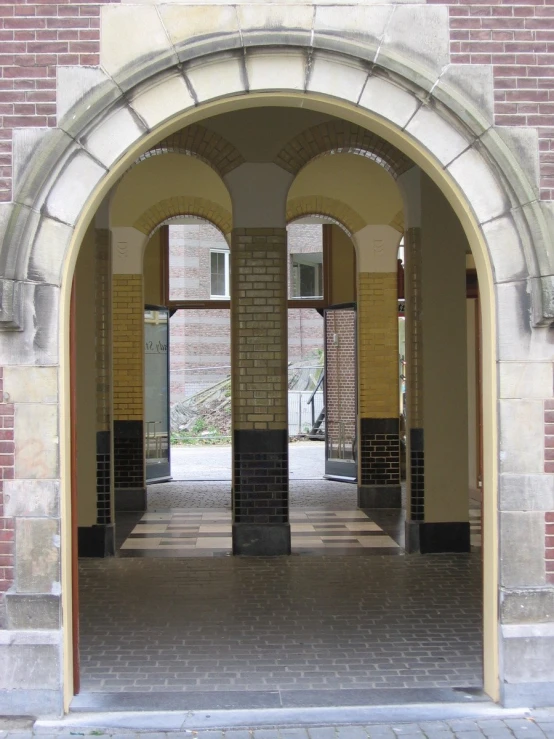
xmin=286 ymin=196 xmax=365 ymax=235
xmin=112 ymin=274 xmax=144 ymax=421
xmin=134 ymin=197 xmax=232 ymax=237
xmin=231 ymin=228 xmax=288 ymax=431
xmin=275 ymin=122 xmax=413 ymax=178
xmin=141 ymin=124 xmax=245 ymax=176
xmin=389 ymin=209 xmax=404 ymax=234
xmin=404 ymin=227 xmax=423 ymax=428
xmin=95 ymin=229 xmax=111 ymax=431
xmin=358 ymin=272 xmax=399 ymax=418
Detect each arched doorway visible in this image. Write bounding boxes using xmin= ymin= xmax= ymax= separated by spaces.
xmin=3 ymin=29 xmax=550 ymax=712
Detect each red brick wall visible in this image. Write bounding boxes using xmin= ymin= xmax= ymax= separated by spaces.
xmin=0 ymin=370 xmax=15 ymax=596
xmin=0 ymin=0 xmax=111 ymax=203
xmin=428 ymin=0 xmax=554 ymax=200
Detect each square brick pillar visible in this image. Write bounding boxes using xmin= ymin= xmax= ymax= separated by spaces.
xmin=230 ymin=228 xmax=290 ymax=555
xmin=93 ymin=227 xmax=115 ymax=554
xmin=354 ymin=226 xmax=402 ymax=509
xmin=403 ymin=174 xmax=470 ymax=553
xmin=404 ymin=225 xmax=425 ymax=532
xmin=357 ymin=272 xmax=401 ymax=508
xmin=110 ymin=227 xmax=149 ymax=513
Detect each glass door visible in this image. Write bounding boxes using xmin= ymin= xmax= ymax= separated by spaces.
xmin=324 ymin=303 xmax=357 ymax=481
xmin=144 ymin=306 xmax=171 ymax=482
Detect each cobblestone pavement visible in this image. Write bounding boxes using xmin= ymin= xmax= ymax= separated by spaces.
xmin=4 ymin=714 xmax=554 ymax=738
xmin=79 ymin=553 xmax=482 ymax=693
xmin=147 ymin=480 xmax=357 ymax=510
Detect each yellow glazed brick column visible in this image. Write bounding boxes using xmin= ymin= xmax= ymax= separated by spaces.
xmin=404 ymin=226 xmax=425 ymax=529
xmin=94 ymin=229 xmax=114 ymax=548
xmin=112 ymin=273 xmax=146 ymax=511
xmin=354 ymin=225 xmax=402 ymax=509
xmin=230 ymin=227 xmax=290 ymax=555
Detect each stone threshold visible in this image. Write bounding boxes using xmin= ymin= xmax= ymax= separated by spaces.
xmin=35 ymin=698 xmax=536 ymax=734
xmin=69 ymin=687 xmax=488 ymax=713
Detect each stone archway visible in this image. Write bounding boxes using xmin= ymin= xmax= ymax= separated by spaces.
xmin=2 ymin=13 xmax=552 ymax=712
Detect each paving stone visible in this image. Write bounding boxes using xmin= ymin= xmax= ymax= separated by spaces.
xmin=308 ymin=729 xmax=337 ymax=739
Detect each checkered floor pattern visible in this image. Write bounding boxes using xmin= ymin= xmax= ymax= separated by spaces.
xmin=119 ymin=508 xmax=403 ymax=557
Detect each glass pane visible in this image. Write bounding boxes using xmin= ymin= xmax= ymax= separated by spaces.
xmin=287 ymin=223 xmax=324 ymax=300
xmin=211 ymin=251 xmax=227 ymax=296
xmin=144 ymin=308 xmax=170 ymax=481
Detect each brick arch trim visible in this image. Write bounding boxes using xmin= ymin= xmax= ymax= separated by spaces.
xmin=286 ymin=196 xmax=365 ymax=236
xmin=133 ymin=196 xmax=232 ymax=237
xmin=275 ymin=122 xmax=414 ymax=179
xmin=389 ymin=210 xmax=404 ymax=233
xmin=138 ymin=124 xmax=245 ymax=177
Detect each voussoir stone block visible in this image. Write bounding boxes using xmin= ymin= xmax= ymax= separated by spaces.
xmin=481 ymin=215 xmax=529 ymax=285
xmin=4 ymin=479 xmax=60 ymax=518
xmin=27 ymin=217 xmax=73 ymax=287
xmin=359 ymin=74 xmax=420 ymax=129
xmin=447 ymin=145 xmax=511 ymax=225
xmin=308 ymin=53 xmax=368 ymax=104
xmin=80 ymin=104 xmax=146 ymax=170
xmin=45 ymin=150 xmax=106 ymax=228
xmin=159 ymin=5 xmax=241 ymax=62
xmin=185 ymin=54 xmax=246 ymax=103
xmin=405 ymin=103 xmax=471 ymax=166
xmin=499 ymin=399 xmax=544 ymax=474
xmin=129 ymin=71 xmax=195 ymax=130
xmin=432 ymin=64 xmax=494 ymax=136
xmin=481 ymin=128 xmax=539 ymax=210
xmin=15 ymin=518 xmax=60 ymax=594
xmin=15 ymin=403 xmax=59 ymax=480
xmin=4 ymin=366 xmax=57 ymax=405
xmin=499 ymin=511 xmax=545 ymax=588
xmin=246 ymin=50 xmax=306 ymax=93
xmin=100 ymin=5 xmax=178 ymax=90
xmin=56 ymin=66 xmax=120 ymax=137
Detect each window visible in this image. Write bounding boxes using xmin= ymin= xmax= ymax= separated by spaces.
xmin=210 ymin=249 xmax=230 ymax=298
xmin=291 ymin=253 xmax=323 ymax=299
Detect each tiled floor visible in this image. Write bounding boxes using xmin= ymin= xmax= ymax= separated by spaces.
xmin=119 ymin=508 xmax=402 ymax=557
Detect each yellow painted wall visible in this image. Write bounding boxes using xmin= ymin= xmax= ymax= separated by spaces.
xmin=421 ymin=175 xmax=469 ymax=523
xmin=74 ymin=224 xmax=97 ymax=527
xmin=288 ymin=153 xmax=403 ymax=228
xmin=110 ymin=154 xmax=232 ymax=227
xmin=330 ymin=225 xmax=356 ymax=304
xmin=144 ymin=230 xmax=163 ymax=306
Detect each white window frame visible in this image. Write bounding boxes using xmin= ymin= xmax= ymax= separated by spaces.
xmin=210 ymin=249 xmax=230 ymax=299
xmin=290 ymin=253 xmax=323 ymax=299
